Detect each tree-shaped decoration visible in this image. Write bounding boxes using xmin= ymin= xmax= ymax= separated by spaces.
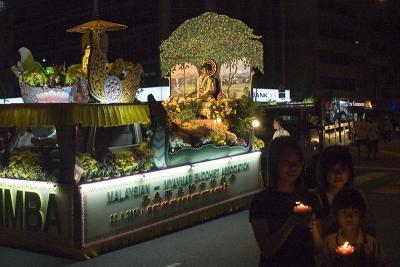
xmin=160 ymin=12 xmax=264 ymax=87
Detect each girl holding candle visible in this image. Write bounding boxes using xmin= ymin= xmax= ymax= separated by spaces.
xmin=312 ymin=145 xmax=375 ymax=236
xmin=249 ymin=136 xmax=323 ymax=267
xmin=321 ymin=188 xmax=387 ymax=267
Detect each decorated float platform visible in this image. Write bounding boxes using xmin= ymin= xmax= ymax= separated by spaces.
xmin=0 ymin=12 xmax=265 ymax=259
xmin=0 ymin=103 xmax=262 ymax=259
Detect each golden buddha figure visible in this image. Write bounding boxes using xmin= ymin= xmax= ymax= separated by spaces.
xmin=195 ymin=64 xmax=216 ymax=100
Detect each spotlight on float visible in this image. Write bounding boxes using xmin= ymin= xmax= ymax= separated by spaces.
xmin=252 ymin=119 xmax=260 ymax=128
xmin=216 ymin=118 xmax=222 ymax=124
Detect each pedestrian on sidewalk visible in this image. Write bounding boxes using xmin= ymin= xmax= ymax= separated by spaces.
xmin=354 ymin=119 xmax=368 ymax=160
xmin=383 ymin=115 xmax=392 ymax=143
xmin=366 ymin=115 xmax=379 ymax=160
xmin=310 ymin=145 xmax=375 ymax=237
xmin=272 ymin=116 xmax=290 ymax=140
xmin=249 ymin=137 xmax=323 ymax=267
xmin=321 ymin=188 xmax=387 ymax=267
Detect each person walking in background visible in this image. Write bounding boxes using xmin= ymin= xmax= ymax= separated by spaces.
xmin=366 ymin=115 xmax=379 ymax=159
xmin=383 ymin=115 xmax=392 ymax=143
xmin=321 ymin=188 xmax=387 ymax=267
xmin=249 ymin=137 xmax=323 ymax=267
xmin=354 ymin=118 xmax=368 ymax=160
xmin=272 ymin=116 xmax=290 ymax=140
xmin=311 ymin=145 xmax=375 ymax=237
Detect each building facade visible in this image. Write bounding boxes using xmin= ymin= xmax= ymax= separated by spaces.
xmin=0 ymin=0 xmax=398 ymax=111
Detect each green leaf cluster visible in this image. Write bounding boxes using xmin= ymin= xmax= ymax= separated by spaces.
xmin=252 ymin=136 xmax=265 ymax=151
xmin=65 ymin=64 xmax=86 ymax=85
xmin=7 ymin=150 xmax=45 ymax=180
xmin=108 ymin=58 xmax=135 ymax=77
xmin=303 ymin=97 xmax=316 ymax=104
xmin=227 ymin=96 xmax=255 ymax=138
xmin=11 ymin=47 xmax=86 ymax=87
xmin=160 ymin=12 xmax=263 ymax=77
xmin=114 ymin=151 xmax=138 ymax=174
xmin=77 ymin=153 xmax=100 ymax=179
xmin=136 ymin=142 xmax=155 ymax=171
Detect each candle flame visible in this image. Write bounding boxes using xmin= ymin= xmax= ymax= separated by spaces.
xmin=295 ymin=201 xmax=306 ymax=208
xmin=343 ymin=241 xmax=350 ymax=248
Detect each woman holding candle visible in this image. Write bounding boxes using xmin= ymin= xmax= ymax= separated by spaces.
xmin=321 ymin=188 xmax=387 ymax=267
xmin=312 ymin=145 xmax=375 ymax=237
xmin=249 ymin=136 xmax=323 ymax=267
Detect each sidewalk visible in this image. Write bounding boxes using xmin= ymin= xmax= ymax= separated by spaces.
xmin=351 ymin=135 xmax=400 ymax=172
xmin=351 ymin=135 xmax=400 ymax=267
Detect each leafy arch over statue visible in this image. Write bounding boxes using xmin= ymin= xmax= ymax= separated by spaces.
xmin=160 ymin=12 xmax=263 ymax=99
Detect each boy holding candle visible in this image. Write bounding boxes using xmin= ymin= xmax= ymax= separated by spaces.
xmin=321 ymin=188 xmax=387 ymax=267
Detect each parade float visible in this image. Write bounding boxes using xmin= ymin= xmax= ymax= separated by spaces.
xmin=0 ymin=12 xmax=264 ymax=259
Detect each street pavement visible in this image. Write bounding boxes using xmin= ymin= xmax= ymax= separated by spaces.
xmin=1 ymin=136 xmax=400 ymax=266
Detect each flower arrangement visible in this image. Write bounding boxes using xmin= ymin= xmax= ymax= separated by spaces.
xmin=227 ymin=96 xmax=255 ymax=139
xmin=7 ymin=150 xmax=45 ymax=180
xmin=107 ymin=58 xmax=136 ymax=79
xmin=135 ymin=142 xmax=155 ymax=171
xmin=114 ymin=151 xmax=138 ymax=174
xmin=204 ymin=98 xmax=235 ymax=119
xmin=11 ymin=48 xmax=86 ymax=88
xmin=303 ymin=97 xmax=316 ymax=104
xmin=162 ymin=96 xmax=199 ymax=124
xmin=252 ymin=136 xmax=265 ymax=151
xmin=209 ymin=123 xmax=237 ymax=146
xmin=76 ymin=153 xmax=100 ymax=180
xmin=169 ymin=136 xmax=192 ymax=152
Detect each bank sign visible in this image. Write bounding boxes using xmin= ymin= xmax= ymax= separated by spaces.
xmin=0 ymin=179 xmax=74 ymax=245
xmin=252 ymin=88 xmax=291 ymax=103
xmin=80 ymin=152 xmax=262 ymax=244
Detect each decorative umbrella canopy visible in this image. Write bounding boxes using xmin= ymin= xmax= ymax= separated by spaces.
xmin=66 ymin=19 xmax=127 ymax=33
xmin=160 ymin=12 xmax=264 ymax=77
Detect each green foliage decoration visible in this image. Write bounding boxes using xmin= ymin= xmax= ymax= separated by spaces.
xmin=65 ymin=64 xmax=86 ymax=85
xmin=303 ymin=97 xmax=316 ymax=104
xmin=252 ymin=136 xmax=265 ymax=151
xmin=24 ymin=71 xmax=48 ymax=87
xmin=108 ymin=58 xmax=135 ymax=77
xmin=11 ymin=47 xmax=86 ymax=87
xmin=227 ymin=96 xmax=255 ymax=138
xmin=136 ymin=142 xmax=156 ymax=171
xmin=77 ymin=153 xmax=99 ymax=179
xmin=114 ymin=151 xmax=138 ymax=174
xmin=7 ymin=150 xmax=44 ymax=180
xmin=160 ymin=12 xmax=263 ymax=77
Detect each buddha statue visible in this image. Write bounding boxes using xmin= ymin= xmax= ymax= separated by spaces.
xmin=195 ymin=64 xmax=216 ymax=100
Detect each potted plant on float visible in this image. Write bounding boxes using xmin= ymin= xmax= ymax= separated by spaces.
xmin=77 ymin=153 xmax=99 ymax=183
xmin=135 ymin=142 xmax=155 ymax=172
xmin=113 ymin=151 xmax=138 ymax=176
xmin=98 ymin=163 xmax=113 ymax=180
xmin=7 ymin=150 xmax=45 ymax=181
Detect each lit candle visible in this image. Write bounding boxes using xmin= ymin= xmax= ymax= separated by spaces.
xmin=292 ymin=201 xmax=313 ymax=214
xmin=336 ymin=241 xmax=355 ymax=256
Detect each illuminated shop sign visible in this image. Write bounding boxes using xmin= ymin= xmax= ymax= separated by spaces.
xmin=80 ymin=152 xmax=262 ymax=244
xmin=0 ymin=179 xmax=73 ymax=241
xmin=252 ymin=88 xmax=291 ymax=102
xmin=348 ymin=101 xmax=365 ymax=107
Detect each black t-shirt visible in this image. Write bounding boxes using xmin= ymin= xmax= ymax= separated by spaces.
xmin=249 ymin=189 xmax=322 ymax=267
